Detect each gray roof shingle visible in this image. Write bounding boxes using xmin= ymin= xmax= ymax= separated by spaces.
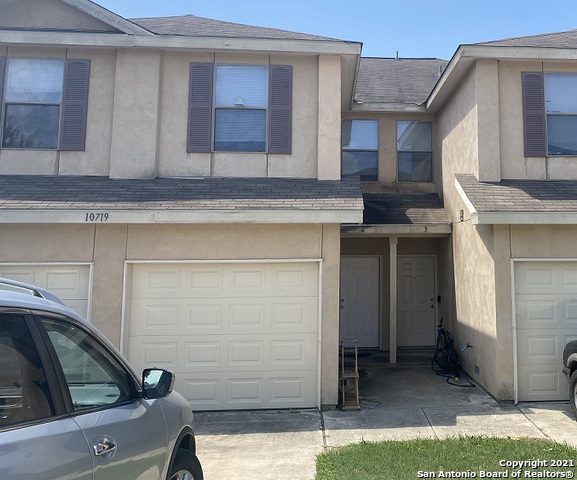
xmin=362 ymin=193 xmax=450 ymax=225
xmin=130 ymin=15 xmax=347 ymax=42
xmin=0 ymin=175 xmax=363 ymax=212
xmin=355 ymin=57 xmax=448 ymax=105
xmin=456 ymin=174 xmax=577 ymax=213
xmin=474 ymin=29 xmax=577 ymax=49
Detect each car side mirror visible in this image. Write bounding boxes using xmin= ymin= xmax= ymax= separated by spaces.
xmin=142 ymin=368 xmax=175 ymax=399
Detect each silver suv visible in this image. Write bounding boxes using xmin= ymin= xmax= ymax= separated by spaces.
xmin=0 ymin=278 xmax=203 ymax=479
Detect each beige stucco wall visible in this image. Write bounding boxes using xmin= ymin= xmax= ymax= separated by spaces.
xmin=110 ymin=49 xmax=161 ymax=179
xmin=1 ymin=44 xmax=334 ymax=181
xmin=0 ymin=0 xmax=115 ymax=31
xmin=317 ymin=55 xmax=341 ymax=180
xmin=438 ymin=65 xmax=479 ymax=211
xmin=494 ymin=60 xmax=577 ymax=180
xmin=156 ymin=53 xmax=320 ymax=178
xmin=437 ymin=62 xmax=515 ymax=399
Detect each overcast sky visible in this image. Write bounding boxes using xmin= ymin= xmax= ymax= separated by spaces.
xmin=95 ymin=0 xmax=577 ymax=60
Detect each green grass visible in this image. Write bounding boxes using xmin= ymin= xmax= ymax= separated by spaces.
xmin=316 ymin=437 xmax=577 ymax=480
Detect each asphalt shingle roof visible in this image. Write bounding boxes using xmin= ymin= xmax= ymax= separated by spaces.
xmin=355 ymin=57 xmax=448 ymax=105
xmin=130 ymin=15 xmax=347 ymax=42
xmin=456 ymin=174 xmax=577 ymax=213
xmin=473 ymin=29 xmax=577 ymax=49
xmin=362 ymin=193 xmax=450 ymax=225
xmin=0 ymin=175 xmax=363 ymax=212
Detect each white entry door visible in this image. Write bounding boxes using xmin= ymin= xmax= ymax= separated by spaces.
xmin=340 ymin=257 xmax=379 ymax=348
xmin=397 ymin=256 xmax=436 ymax=347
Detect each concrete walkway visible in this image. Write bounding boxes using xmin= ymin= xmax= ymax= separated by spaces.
xmin=194 ymin=363 xmax=577 ymax=480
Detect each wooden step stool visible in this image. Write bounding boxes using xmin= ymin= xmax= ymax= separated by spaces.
xmin=339 ymin=338 xmax=360 ymax=410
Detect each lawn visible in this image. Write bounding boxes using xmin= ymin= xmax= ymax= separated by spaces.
xmin=316 ymin=437 xmax=577 ymax=480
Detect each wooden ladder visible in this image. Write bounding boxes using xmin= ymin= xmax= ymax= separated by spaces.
xmin=339 ymin=338 xmax=360 ymax=410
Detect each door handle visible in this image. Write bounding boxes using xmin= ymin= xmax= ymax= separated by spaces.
xmin=93 ymin=437 xmax=117 ymax=457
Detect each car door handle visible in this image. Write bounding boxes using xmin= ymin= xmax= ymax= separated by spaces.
xmin=93 ymin=437 xmax=117 ymax=457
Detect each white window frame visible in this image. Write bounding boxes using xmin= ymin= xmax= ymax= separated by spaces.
xmin=213 ymin=64 xmax=269 ymax=153
xmin=341 ymin=119 xmax=379 ymax=181
xmin=396 ymin=120 xmax=433 ymax=182
xmin=545 ymin=73 xmax=577 ymax=156
xmin=1 ymin=58 xmax=65 ymax=150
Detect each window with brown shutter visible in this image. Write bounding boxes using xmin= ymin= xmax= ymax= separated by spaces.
xmin=0 ymin=57 xmax=90 ymax=151
xmin=187 ymin=62 xmax=292 ymax=154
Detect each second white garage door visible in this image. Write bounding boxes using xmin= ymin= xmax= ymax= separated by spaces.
xmin=515 ymin=261 xmax=577 ymax=401
xmin=126 ymin=262 xmax=319 ymax=411
xmin=0 ymin=264 xmax=91 ymax=318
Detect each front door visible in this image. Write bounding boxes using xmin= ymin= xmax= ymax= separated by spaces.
xmin=397 ymin=256 xmax=436 ymax=347
xmin=340 ymin=257 xmax=379 ymax=348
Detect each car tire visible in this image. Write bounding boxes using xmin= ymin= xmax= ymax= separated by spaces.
xmin=168 ymin=449 xmax=204 ymax=480
xmin=570 ymin=371 xmax=577 ymax=420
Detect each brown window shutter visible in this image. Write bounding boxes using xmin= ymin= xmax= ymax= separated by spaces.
xmin=522 ymin=72 xmax=546 ymax=157
xmin=187 ymin=63 xmax=213 ymax=153
xmin=60 ymin=59 xmax=90 ymax=151
xmin=268 ymin=65 xmax=292 ymax=154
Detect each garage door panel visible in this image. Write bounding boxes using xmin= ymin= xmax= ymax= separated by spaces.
xmin=0 ymin=265 xmax=90 ymax=318
xmin=517 ymin=365 xmax=567 ymax=401
xmin=516 ymin=261 xmax=577 ymax=401
xmin=516 ymin=295 xmax=577 ymax=329
xmin=516 ymin=264 xmax=577 ymax=294
xmin=516 ymin=331 xmax=563 ymax=366
xmin=127 ymin=262 xmax=319 ymax=410
xmin=131 ymin=334 xmax=316 ymax=370
xmin=182 ymin=371 xmax=317 ymax=410
xmin=130 ymin=297 xmax=317 ymax=335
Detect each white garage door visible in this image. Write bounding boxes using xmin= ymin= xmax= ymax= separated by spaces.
xmin=127 ymin=262 xmax=319 ymax=411
xmin=0 ymin=264 xmax=91 ymax=318
xmin=515 ymin=261 xmax=577 ymax=401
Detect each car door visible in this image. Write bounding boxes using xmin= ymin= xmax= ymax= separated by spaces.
xmin=0 ymin=311 xmax=93 ymax=479
xmin=38 ymin=314 xmax=171 ymax=480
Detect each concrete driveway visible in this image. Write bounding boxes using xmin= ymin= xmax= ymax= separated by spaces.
xmin=194 ymin=362 xmax=577 ymax=480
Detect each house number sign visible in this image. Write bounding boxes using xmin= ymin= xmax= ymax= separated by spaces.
xmin=84 ymin=212 xmax=110 ymax=222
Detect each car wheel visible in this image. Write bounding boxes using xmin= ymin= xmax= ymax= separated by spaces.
xmin=168 ymin=449 xmax=204 ymax=480
xmin=570 ymin=371 xmax=577 ymax=420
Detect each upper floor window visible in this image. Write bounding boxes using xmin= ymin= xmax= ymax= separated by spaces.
xmin=215 ymin=65 xmax=268 ymax=152
xmin=0 ymin=57 xmax=90 ymax=151
xmin=341 ymin=119 xmax=378 ymax=181
xmin=397 ymin=120 xmax=432 ymax=182
xmin=188 ymin=63 xmax=292 ymax=155
xmin=2 ymin=59 xmax=64 ymax=149
xmin=545 ymin=74 xmax=577 ymax=155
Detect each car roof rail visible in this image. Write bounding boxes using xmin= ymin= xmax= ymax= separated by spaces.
xmin=0 ymin=277 xmax=65 ymax=305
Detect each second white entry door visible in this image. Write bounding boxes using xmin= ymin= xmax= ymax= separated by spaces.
xmin=397 ymin=256 xmax=437 ymax=347
xmin=340 ymin=257 xmax=380 ymax=348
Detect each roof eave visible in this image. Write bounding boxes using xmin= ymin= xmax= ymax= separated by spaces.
xmin=0 ymin=208 xmax=364 ymax=225
xmin=0 ymin=29 xmax=362 ymax=56
xmin=471 ymin=211 xmax=577 ymax=225
xmin=427 ymin=44 xmax=577 ymax=112
xmin=454 ymin=176 xmax=577 ymax=225
xmin=351 ymin=101 xmax=426 ymax=113
xmin=341 ymin=223 xmax=451 ymax=236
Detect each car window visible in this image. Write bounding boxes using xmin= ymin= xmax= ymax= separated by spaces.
xmin=40 ymin=318 xmax=135 ymax=411
xmin=0 ymin=314 xmax=54 ymax=427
